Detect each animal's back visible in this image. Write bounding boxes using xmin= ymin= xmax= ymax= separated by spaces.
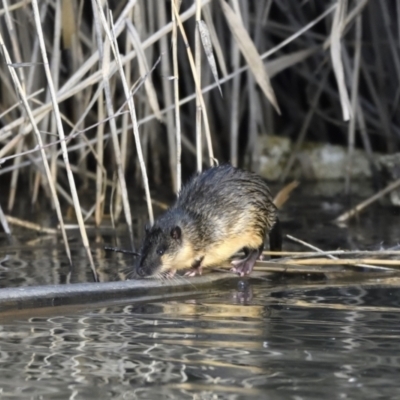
xmin=174 ymin=164 xmax=277 ymax=247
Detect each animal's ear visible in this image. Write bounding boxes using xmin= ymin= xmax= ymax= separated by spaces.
xmin=145 ymin=222 xmax=150 ymax=233
xmin=170 ymin=226 xmax=182 ymax=240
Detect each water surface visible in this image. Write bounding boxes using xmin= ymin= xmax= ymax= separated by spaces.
xmin=1 ymin=181 xmax=400 ymax=398
xmin=1 ymin=280 xmax=400 ymax=399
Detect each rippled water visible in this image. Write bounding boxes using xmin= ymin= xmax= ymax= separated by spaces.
xmin=1 ymin=182 xmax=400 ymax=398
xmin=2 ymin=281 xmax=400 ymax=399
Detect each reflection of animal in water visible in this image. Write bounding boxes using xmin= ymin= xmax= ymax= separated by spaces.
xmin=135 ymin=164 xmax=282 ymax=278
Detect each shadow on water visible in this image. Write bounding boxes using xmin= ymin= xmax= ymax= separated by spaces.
xmin=1 ymin=181 xmax=400 ymax=398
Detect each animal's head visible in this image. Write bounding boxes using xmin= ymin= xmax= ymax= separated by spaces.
xmin=135 ymin=222 xmax=184 ymax=278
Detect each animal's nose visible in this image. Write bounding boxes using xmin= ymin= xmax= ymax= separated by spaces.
xmin=137 ymin=267 xmax=146 ymax=277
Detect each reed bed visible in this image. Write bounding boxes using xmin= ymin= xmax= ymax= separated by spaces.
xmin=0 ymin=0 xmax=399 ymax=274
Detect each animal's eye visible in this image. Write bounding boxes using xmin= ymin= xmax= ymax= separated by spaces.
xmin=157 ymin=248 xmax=164 ymax=256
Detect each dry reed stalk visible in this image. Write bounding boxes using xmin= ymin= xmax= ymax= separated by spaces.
xmin=344 ymin=0 xmax=368 ymax=27
xmin=330 ymin=0 xmax=352 ymax=121
xmin=195 ymin=0 xmax=203 ymax=172
xmin=91 ymin=0 xmax=109 ymax=226
xmin=5 ymin=215 xmax=57 ymax=234
xmin=172 ymin=0 xmax=182 ymax=193
xmin=66 ymin=0 xmax=89 ymax=189
xmin=77 ymin=134 xmax=109 ymax=218
xmin=61 ymin=0 xmax=75 ymax=50
xmin=2 ymin=0 xmax=25 ymax=87
xmin=114 ymin=9 xmax=133 ymax=222
xmin=0 ymin=131 xmax=22 ymax=159
xmin=109 ymin=173 xmax=117 ymax=231
xmin=0 ymin=126 xmax=84 ymax=166
xmin=60 ymin=0 xmax=138 ymax=94
xmin=0 ymin=89 xmax=44 ymax=120
xmin=379 ymin=1 xmax=400 ymax=108
xmin=202 ymin=3 xmax=228 ymax=78
xmin=49 ymin=0 xmax=61 ymax=193
xmin=367 ymin=3 xmax=389 ymax=140
xmin=135 ymin=103 xmax=149 ymax=189
xmin=0 ymin=43 xmax=318 ymax=179
xmin=245 ymin=0 xmax=265 ymax=171
xmin=219 ymin=0 xmax=280 ymax=114
xmin=0 ymin=0 xmax=30 ymax=15
xmin=263 ymin=250 xmax=400 ymax=257
xmin=126 ymin=21 xmax=162 ymax=121
xmin=0 ymin=15 xmax=72 ymax=266
xmin=344 ymin=10 xmax=362 ymax=194
xmin=92 ymin=0 xmax=106 ymax=227
xmin=2 ymin=0 xmax=27 ymax=213
xmin=276 ymin=258 xmax=400 ymax=267
xmin=0 ymin=45 xmax=318 ymax=180
xmin=336 ymin=178 xmax=400 ymax=223
xmin=287 ymin=234 xmax=389 ymax=271
xmin=0 ymin=36 xmax=306 ymax=157
xmin=7 ymin=138 xmax=23 ymax=211
xmin=105 ymin=7 xmax=155 ymax=225
xmin=135 ymin=5 xmax=334 ymax=131
xmin=31 ymin=0 xmax=96 ymax=277
xmin=320 ymin=1 xmax=367 ymax=54
xmin=0 ymin=0 xmax=324 ymax=159
xmin=172 ymin=0 xmax=215 ymax=167
xmin=128 ymin=8 xmax=160 ymax=185
xmin=59 ymin=160 xmax=112 ymax=187
xmin=253 ymin=264 xmax=345 ymax=274
xmin=0 ymin=204 xmax=11 ymax=235
xmin=93 ymin=1 xmax=136 ymax=247
xmin=287 ymin=234 xmax=343 ymax=262
xmin=158 ymin=0 xmax=177 ymax=192
xmin=31 ymin=170 xmax=41 ymax=205
xmin=0 ymin=68 xmax=18 ymax=115
xmin=198 ymin=18 xmax=223 ymax=94
xmin=53 ymin=184 xmax=88 ymax=218
xmin=228 ymin=0 xmax=241 ymax=168
xmin=213 ymin=262 xmax=344 ymax=274
xmin=197 ymin=24 xmax=218 ymax=150
xmin=0 ymin=1 xmax=210 ymax=139
xmin=272 ymin=180 xmax=299 ymax=209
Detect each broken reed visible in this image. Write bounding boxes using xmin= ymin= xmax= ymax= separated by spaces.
xmin=0 ymin=1 xmax=398 ymax=256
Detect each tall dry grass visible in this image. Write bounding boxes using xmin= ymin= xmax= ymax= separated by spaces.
xmin=0 ymin=0 xmax=397 ymax=266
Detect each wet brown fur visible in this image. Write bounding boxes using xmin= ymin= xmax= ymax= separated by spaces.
xmin=135 ymin=164 xmax=280 ymax=277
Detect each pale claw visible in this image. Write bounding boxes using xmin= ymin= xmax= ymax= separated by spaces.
xmin=230 ymin=258 xmax=243 ymax=267
xmin=230 ymin=259 xmax=247 ymax=277
xmin=184 ymin=265 xmax=203 ymax=277
xmin=164 ymin=269 xmax=176 ymax=278
xmin=230 ymin=266 xmax=246 ymax=277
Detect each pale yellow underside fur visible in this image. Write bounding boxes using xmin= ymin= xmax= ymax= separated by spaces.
xmin=160 ymin=230 xmax=262 ymax=272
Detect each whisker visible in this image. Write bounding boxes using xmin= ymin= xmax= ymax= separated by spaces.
xmin=177 ymin=274 xmax=197 ymax=290
xmin=104 ymin=246 xmax=140 ymax=256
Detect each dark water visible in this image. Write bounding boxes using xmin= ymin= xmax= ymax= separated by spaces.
xmin=2 ymin=281 xmax=400 ymax=399
xmin=1 ymin=182 xmax=400 ymax=399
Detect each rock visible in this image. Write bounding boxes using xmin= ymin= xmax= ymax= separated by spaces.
xmin=259 ymin=135 xmax=373 ymax=181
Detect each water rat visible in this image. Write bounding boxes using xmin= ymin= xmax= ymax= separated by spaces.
xmin=135 ymin=164 xmax=281 ymax=278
